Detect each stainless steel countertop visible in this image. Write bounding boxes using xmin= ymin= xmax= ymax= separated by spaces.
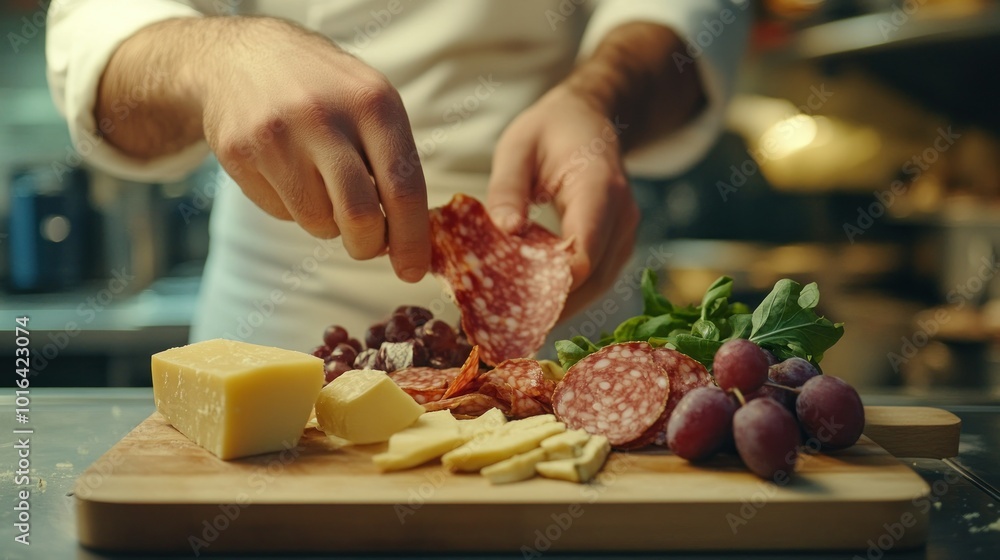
xmin=1 ymin=388 xmax=998 ymax=560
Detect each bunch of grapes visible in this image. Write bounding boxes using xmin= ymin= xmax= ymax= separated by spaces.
xmin=667 ymin=339 xmax=865 ymax=480
xmin=311 ymin=305 xmax=473 ymax=383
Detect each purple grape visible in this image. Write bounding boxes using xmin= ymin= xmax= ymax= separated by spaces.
xmin=418 ymin=319 xmax=457 ymax=355
xmin=329 ymin=343 xmax=358 ymax=366
xmin=795 ymin=376 xmax=865 ymax=450
xmin=762 ymin=349 xmax=779 ymax=366
xmin=311 ymin=345 xmax=331 ymax=359
xmin=324 ymin=360 xmax=351 ymax=383
xmin=713 ymin=339 xmax=770 ymax=394
xmin=770 ymin=357 xmax=820 ymax=388
xmin=322 ymin=325 xmax=349 ymax=348
xmin=394 ymin=305 xmax=433 ymax=328
xmin=745 ymin=382 xmax=796 ymax=410
xmin=667 ymin=387 xmax=737 ymax=461
xmin=385 ymin=314 xmax=415 ymax=343
xmin=346 ymin=338 xmax=363 ymax=353
xmin=365 ymin=322 xmax=387 ymax=350
xmin=733 ymin=398 xmax=801 ymax=479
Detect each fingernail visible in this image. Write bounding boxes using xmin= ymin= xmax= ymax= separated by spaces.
xmin=400 ymin=267 xmax=426 ymax=283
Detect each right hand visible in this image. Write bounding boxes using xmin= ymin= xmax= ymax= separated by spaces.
xmin=199 ymin=19 xmax=429 ymax=282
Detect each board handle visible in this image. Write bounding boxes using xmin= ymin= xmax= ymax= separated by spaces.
xmin=862 ymin=406 xmax=961 ymax=459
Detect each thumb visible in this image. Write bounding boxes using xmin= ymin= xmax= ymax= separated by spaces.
xmin=486 ymin=134 xmax=536 ymax=233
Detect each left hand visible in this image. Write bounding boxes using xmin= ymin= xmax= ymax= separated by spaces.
xmin=486 ymin=84 xmax=640 ymax=320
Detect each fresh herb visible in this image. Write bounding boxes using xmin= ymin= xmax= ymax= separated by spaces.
xmin=554 ymin=269 xmax=844 ymax=371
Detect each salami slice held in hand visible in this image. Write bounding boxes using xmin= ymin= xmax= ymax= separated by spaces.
xmin=430 ymin=195 xmax=573 ymax=366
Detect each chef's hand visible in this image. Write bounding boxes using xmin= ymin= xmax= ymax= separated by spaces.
xmin=97 ymin=17 xmax=429 ymax=282
xmin=486 ymin=85 xmax=639 ymax=320
xmin=487 ymin=22 xmax=706 ymax=319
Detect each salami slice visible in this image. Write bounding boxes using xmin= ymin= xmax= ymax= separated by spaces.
xmin=389 ymin=367 xmax=457 ymax=404
xmin=429 ymin=195 xmax=573 ymax=366
xmin=551 ymin=342 xmax=670 ymax=447
xmin=441 ymin=345 xmax=481 ymax=399
xmin=422 ymin=392 xmax=508 ymax=417
xmin=486 ymin=359 xmax=556 ymax=406
xmin=652 ymin=348 xmax=714 ymax=427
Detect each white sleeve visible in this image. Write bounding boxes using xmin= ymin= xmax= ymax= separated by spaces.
xmin=46 ymin=0 xmax=225 ymax=182
xmin=580 ymin=0 xmax=750 ymax=178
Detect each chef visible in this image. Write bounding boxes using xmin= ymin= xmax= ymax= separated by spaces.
xmin=47 ymin=0 xmax=748 ymax=351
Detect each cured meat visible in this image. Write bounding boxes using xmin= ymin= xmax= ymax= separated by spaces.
xmin=442 ymin=345 xmax=481 ymax=399
xmin=389 ymin=367 xmax=457 ymax=405
xmin=652 ymin=348 xmax=714 ymax=428
xmin=486 ymin=359 xmax=556 ymax=406
xmin=551 ymin=342 xmax=670 ymax=447
xmin=423 ymin=392 xmax=508 ymax=417
xmin=429 ymin=194 xmax=573 ymax=366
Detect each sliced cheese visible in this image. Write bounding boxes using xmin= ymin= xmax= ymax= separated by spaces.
xmin=315 ymin=369 xmax=424 ymax=444
xmin=481 ymin=447 xmax=547 ymax=484
xmin=442 ymin=421 xmax=566 ymax=472
xmin=458 ymin=407 xmax=507 ymax=439
xmin=373 ymin=411 xmax=465 ymax=472
xmin=151 ymin=338 xmax=323 ymax=460
xmin=536 ymin=435 xmax=611 ymax=483
xmin=541 ymin=429 xmax=591 ymax=460
xmin=498 ymin=414 xmax=555 ymax=433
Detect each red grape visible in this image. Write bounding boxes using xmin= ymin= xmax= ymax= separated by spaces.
xmin=385 ymin=314 xmax=415 ymax=342
xmin=733 ymin=398 xmax=801 ymax=479
xmin=346 ymin=338 xmax=363 ymax=353
xmin=365 ymin=322 xmax=387 ymax=350
xmin=769 ymin=357 xmax=820 ymax=388
xmin=322 ymin=325 xmax=349 ymax=348
xmin=324 ymin=360 xmax=351 ymax=383
xmin=795 ymin=375 xmax=864 ymax=450
xmin=311 ymin=345 xmax=331 ymax=359
xmin=667 ymin=387 xmax=737 ymax=461
xmin=762 ymin=349 xmax=779 ymax=366
xmin=745 ymin=382 xmax=795 ymax=410
xmin=396 ymin=305 xmax=433 ymax=328
xmin=418 ymin=319 xmax=457 ymax=355
xmin=713 ymin=339 xmax=770 ymax=394
xmin=329 ymin=343 xmax=358 ymax=366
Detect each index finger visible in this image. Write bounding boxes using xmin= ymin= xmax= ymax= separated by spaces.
xmin=558 ymin=175 xmax=616 ymax=291
xmin=356 ymin=97 xmax=430 ymax=283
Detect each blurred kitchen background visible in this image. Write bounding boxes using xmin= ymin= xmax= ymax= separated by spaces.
xmin=2 ymin=0 xmax=1000 ymax=399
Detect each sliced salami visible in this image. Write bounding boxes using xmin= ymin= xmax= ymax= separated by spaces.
xmin=429 ymin=194 xmax=573 ymax=366
xmin=486 ymin=359 xmax=556 ymax=406
xmin=442 ymin=345 xmax=481 ymax=399
xmin=422 ymin=392 xmax=508 ymax=417
xmin=551 ymin=342 xmax=670 ymax=447
xmin=652 ymin=348 xmax=714 ymax=427
xmin=389 ymin=367 xmax=457 ymax=405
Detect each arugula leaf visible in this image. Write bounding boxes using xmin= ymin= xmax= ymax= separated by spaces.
xmin=640 ymin=269 xmax=673 ymax=316
xmin=728 ymin=313 xmax=753 ymax=339
xmin=555 ymin=336 xmax=600 ymax=370
xmin=700 ymin=276 xmax=734 ymax=321
xmin=613 ymin=316 xmax=650 ymax=342
xmin=665 ymin=334 xmax=723 ymax=369
xmin=634 ymin=314 xmax=689 ymax=340
xmin=749 ymin=279 xmax=844 ymax=363
xmin=691 ymin=319 xmax=721 ymax=341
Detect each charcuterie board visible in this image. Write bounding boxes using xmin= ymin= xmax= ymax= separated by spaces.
xmin=75 ymin=406 xmax=960 ymax=554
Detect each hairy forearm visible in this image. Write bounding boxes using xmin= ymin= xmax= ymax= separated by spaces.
xmin=564 ymin=22 xmax=707 ymax=151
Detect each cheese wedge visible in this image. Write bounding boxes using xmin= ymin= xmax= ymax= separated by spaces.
xmin=315 ymin=369 xmax=424 ymax=444
xmin=151 ymin=338 xmax=323 ymax=460
xmin=373 ymin=411 xmax=465 ymax=472
xmin=442 ymin=421 xmax=566 ymax=472
xmin=541 ymin=429 xmax=591 ymax=460
xmin=481 ymin=447 xmax=547 ymax=484
xmin=536 ymin=435 xmax=611 ymax=483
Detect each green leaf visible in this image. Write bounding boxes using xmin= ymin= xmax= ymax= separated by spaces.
xmin=554 ymin=336 xmax=600 ymax=370
xmin=727 ymin=313 xmax=753 ymax=339
xmin=634 ymin=314 xmax=689 ymax=340
xmin=692 ymin=319 xmax=721 ymax=341
xmin=700 ymin=276 xmax=734 ymax=321
xmin=640 ymin=269 xmax=673 ymax=317
xmin=613 ymin=316 xmax=650 ymax=342
xmin=749 ymin=279 xmax=844 ymax=363
xmin=666 ymin=334 xmax=723 ymax=370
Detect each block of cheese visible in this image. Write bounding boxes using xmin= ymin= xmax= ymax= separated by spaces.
xmin=481 ymin=447 xmax=547 ymax=484
xmin=540 ymin=429 xmax=591 ymax=460
xmin=151 ymin=338 xmax=324 ymax=460
xmin=315 ymin=369 xmax=424 ymax=444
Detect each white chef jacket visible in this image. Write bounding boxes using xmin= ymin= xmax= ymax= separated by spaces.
xmin=47 ymin=0 xmax=749 ymax=352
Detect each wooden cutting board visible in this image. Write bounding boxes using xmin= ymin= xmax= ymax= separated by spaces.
xmin=75 ymin=406 xmax=960 ymax=554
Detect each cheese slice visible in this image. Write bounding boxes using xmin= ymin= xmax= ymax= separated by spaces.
xmin=458 ymin=408 xmax=507 ymax=439
xmin=536 ymin=435 xmax=611 ymax=483
xmin=541 ymin=429 xmax=591 ymax=460
xmin=315 ymin=369 xmax=424 ymax=444
xmin=442 ymin=421 xmax=566 ymax=472
xmin=481 ymin=447 xmax=547 ymax=484
xmin=151 ymin=338 xmax=323 ymax=460
xmin=373 ymin=411 xmax=465 ymax=472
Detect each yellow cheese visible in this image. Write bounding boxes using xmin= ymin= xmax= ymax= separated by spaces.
xmin=315 ymin=369 xmax=424 ymax=444
xmin=458 ymin=408 xmax=507 ymax=439
xmin=442 ymin=421 xmax=566 ymax=472
xmin=535 ymin=435 xmax=611 ymax=483
xmin=481 ymin=447 xmax=547 ymax=484
xmin=151 ymin=338 xmax=323 ymax=460
xmin=372 ymin=411 xmax=466 ymax=472
xmin=498 ymin=414 xmax=555 ymax=433
xmin=540 ymin=429 xmax=591 ymax=460
xmin=539 ymin=360 xmax=565 ymax=382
